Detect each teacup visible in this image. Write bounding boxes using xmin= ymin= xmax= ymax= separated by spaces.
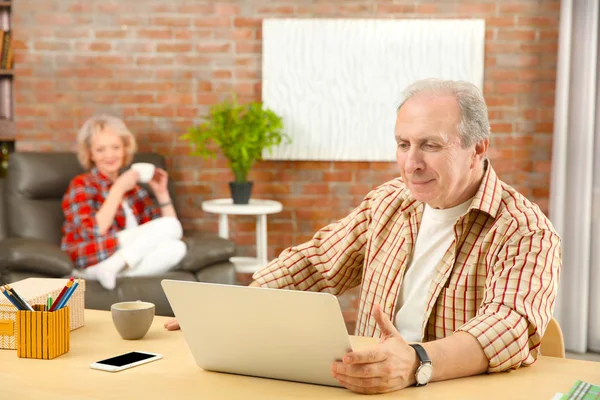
xmin=111 ymin=301 xmax=155 ymax=340
xmin=130 ymin=162 xmax=156 ymax=183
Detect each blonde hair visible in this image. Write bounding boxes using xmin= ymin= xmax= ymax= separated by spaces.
xmin=77 ymin=114 xmax=137 ymax=170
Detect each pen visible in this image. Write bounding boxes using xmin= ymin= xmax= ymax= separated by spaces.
xmin=55 ymin=279 xmax=80 ymax=310
xmin=0 ymin=286 xmax=24 ymax=310
xmin=47 ymin=294 xmax=53 ymax=311
xmin=49 ymin=277 xmax=74 ymax=312
xmin=3 ymin=285 xmax=34 ymax=311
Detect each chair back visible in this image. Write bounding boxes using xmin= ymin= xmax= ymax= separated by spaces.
xmin=540 ymin=317 xmax=565 ymax=358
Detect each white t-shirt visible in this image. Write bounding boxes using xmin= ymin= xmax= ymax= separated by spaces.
xmin=394 ymin=198 xmax=472 ymax=342
xmin=122 ymin=200 xmax=139 ymax=230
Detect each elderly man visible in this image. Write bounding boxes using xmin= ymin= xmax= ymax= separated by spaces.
xmin=165 ymin=79 xmax=561 ymax=394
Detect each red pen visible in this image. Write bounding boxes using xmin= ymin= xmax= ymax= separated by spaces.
xmin=49 ymin=277 xmax=74 ymax=312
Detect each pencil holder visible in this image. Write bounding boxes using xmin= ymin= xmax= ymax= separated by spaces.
xmin=16 ymin=304 xmax=70 ymax=359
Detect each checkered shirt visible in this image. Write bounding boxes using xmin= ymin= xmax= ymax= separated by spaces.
xmin=253 ymin=162 xmax=561 ymax=373
xmin=60 ymin=168 xmax=160 ymax=269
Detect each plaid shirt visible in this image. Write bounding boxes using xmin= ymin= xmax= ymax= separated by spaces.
xmin=253 ymin=162 xmax=561 ymax=373
xmin=61 ymin=168 xmax=160 ymax=269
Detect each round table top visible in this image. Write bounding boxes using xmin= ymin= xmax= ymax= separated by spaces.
xmin=202 ymin=198 xmax=283 ymax=215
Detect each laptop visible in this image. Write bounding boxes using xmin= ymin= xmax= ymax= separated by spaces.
xmin=161 ymin=280 xmax=352 ymax=387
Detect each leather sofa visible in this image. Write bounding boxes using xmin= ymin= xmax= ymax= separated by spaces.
xmin=0 ymin=152 xmax=237 ymax=316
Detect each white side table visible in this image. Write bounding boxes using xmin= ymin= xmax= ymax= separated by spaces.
xmin=201 ymin=198 xmax=283 ymax=274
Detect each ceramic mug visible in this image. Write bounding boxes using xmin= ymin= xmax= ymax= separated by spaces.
xmin=111 ymin=301 xmax=155 ymax=340
xmin=130 ymin=162 xmax=155 ymax=183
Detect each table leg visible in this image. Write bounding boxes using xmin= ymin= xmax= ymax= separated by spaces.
xmin=256 ymin=214 xmax=268 ymax=264
xmin=218 ymin=214 xmax=229 ymax=239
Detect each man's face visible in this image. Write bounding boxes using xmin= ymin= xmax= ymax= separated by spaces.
xmin=395 ymin=94 xmax=485 ymax=209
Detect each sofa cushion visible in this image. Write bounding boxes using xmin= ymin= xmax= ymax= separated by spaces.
xmin=0 ymin=237 xmax=74 ymax=277
xmin=178 ymin=231 xmax=236 ymax=271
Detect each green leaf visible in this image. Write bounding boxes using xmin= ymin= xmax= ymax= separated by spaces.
xmin=180 ymin=94 xmax=291 ymax=182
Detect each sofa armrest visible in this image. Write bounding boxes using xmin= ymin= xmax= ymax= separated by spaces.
xmin=177 ymin=232 xmax=236 ymax=273
xmin=0 ymin=238 xmax=74 ymax=277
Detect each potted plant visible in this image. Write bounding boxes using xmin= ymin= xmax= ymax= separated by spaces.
xmin=182 ymin=96 xmax=290 ymax=204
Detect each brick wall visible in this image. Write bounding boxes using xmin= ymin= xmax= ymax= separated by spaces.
xmin=12 ymin=0 xmax=560 ymax=333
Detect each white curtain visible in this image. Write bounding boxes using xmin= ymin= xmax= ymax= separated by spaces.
xmin=550 ymin=0 xmax=600 ymax=353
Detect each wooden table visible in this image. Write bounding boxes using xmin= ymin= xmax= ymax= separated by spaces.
xmin=1 ymin=310 xmax=599 ymax=399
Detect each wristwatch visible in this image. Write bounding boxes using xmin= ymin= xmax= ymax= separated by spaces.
xmin=409 ymin=343 xmax=433 ymax=386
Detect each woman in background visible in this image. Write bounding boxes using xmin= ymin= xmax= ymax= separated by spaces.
xmin=61 ymin=114 xmax=187 ymax=290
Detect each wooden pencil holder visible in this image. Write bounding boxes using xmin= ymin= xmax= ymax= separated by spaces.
xmin=16 ymin=304 xmax=70 ymax=359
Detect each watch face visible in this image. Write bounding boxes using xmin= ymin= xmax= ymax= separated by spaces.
xmin=417 ymin=363 xmax=433 ymax=385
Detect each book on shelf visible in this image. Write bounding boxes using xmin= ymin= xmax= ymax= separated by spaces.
xmin=0 ymin=30 xmax=10 ymax=69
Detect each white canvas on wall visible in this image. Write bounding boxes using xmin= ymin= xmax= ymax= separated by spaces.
xmin=262 ymin=18 xmax=485 ymax=161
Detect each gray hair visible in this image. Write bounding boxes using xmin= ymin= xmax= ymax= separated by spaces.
xmin=77 ymin=114 xmax=137 ymax=170
xmin=397 ymin=78 xmax=491 ymax=147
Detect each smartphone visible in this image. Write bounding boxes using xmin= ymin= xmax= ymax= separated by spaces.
xmin=90 ymin=351 xmax=162 ymax=372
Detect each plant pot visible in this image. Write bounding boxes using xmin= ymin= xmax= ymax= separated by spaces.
xmin=229 ymin=181 xmax=253 ymax=205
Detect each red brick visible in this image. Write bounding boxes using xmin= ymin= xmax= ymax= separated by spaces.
xmin=213 ymin=70 xmax=233 ymax=79
xmin=535 ymin=122 xmax=554 ymax=134
xmin=520 ymin=42 xmax=559 ymax=53
xmin=485 ymin=42 xmax=521 ymax=54
xmin=234 ymin=18 xmax=261 ymax=28
xmin=518 ymin=17 xmax=559 ymax=28
xmin=490 ymin=123 xmax=513 ymax=134
xmin=34 ymin=42 xmax=70 ymax=51
xmin=499 ymin=3 xmax=545 ymax=14
xmin=137 ymin=107 xmax=175 ymax=118
xmin=376 ymin=4 xmax=416 ymax=14
xmin=497 ymin=29 xmax=537 ymax=41
xmin=235 ymin=42 xmax=261 ymax=53
xmin=340 ymin=4 xmax=373 ymax=14
xmin=496 ymin=82 xmax=533 ymax=94
xmin=173 ymin=30 xmax=194 ymax=40
xmin=415 ymin=4 xmax=440 ymax=13
xmin=197 ymin=43 xmax=231 ymax=53
xmin=487 ymin=69 xmax=519 ymax=81
xmin=458 ymin=3 xmax=497 ymax=14
xmin=177 ymin=5 xmax=214 ymax=14
xmin=496 ymin=55 xmax=539 ymax=67
xmin=257 ymin=6 xmax=295 ymax=14
xmin=95 ymin=30 xmax=128 ymax=39
xmin=486 ymin=16 xmax=516 ymax=28
xmin=194 ymin=17 xmax=232 ymax=28
xmin=137 ymin=30 xmax=172 ymax=40
xmin=323 ymin=171 xmax=353 ymax=182
xmin=157 ymin=43 xmax=192 ymax=52
xmin=136 ymin=56 xmax=174 ymax=66
xmin=151 ymin=17 xmax=192 ymax=28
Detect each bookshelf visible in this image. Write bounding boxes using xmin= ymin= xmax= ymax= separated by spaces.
xmin=0 ymin=0 xmax=13 ymax=177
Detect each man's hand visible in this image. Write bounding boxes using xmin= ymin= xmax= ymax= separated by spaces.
xmin=331 ymin=304 xmax=419 ymax=394
xmin=164 ymin=318 xmax=180 ymax=331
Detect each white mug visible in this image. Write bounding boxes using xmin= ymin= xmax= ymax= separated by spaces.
xmin=130 ymin=162 xmax=156 ymax=183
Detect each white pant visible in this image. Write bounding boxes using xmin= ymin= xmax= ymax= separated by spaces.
xmin=117 ymin=217 xmax=187 ymax=276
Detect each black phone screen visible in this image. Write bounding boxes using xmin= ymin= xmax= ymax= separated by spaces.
xmin=96 ymin=352 xmax=155 ymax=367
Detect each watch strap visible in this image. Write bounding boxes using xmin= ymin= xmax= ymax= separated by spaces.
xmin=409 ymin=343 xmax=431 ymax=363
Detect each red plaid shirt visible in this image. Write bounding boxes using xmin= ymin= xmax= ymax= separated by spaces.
xmin=61 ymin=168 xmax=160 ymax=269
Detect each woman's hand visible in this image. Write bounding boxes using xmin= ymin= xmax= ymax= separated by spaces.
xmin=149 ymin=168 xmax=169 ymax=197
xmin=112 ymin=169 xmax=140 ymax=195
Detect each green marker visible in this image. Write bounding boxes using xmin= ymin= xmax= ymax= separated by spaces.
xmin=47 ymin=294 xmax=53 ymax=311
